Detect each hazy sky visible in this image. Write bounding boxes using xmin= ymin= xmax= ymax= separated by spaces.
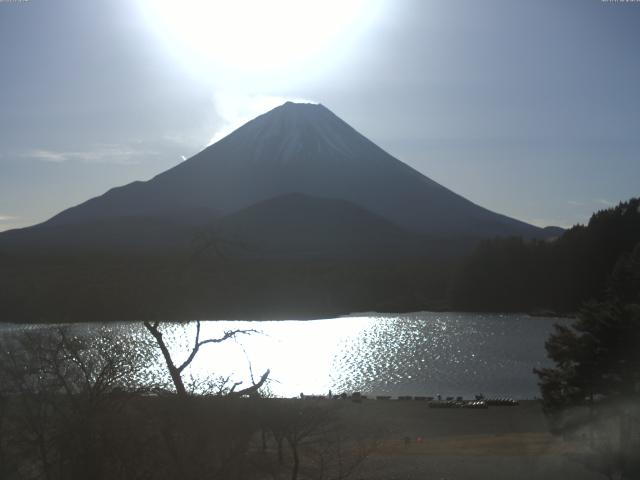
xmin=1 ymin=0 xmax=638 ymax=232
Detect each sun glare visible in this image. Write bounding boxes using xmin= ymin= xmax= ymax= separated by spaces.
xmin=139 ymin=0 xmax=373 ymax=75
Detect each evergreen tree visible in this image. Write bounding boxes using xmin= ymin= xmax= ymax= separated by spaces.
xmin=535 ymin=300 xmax=640 ymax=479
xmin=535 ymin=301 xmax=640 ymax=412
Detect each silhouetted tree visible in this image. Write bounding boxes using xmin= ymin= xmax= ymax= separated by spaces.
xmin=536 ymin=302 xmax=640 ymax=411
xmin=535 ymin=301 xmax=640 ymax=479
xmin=143 ymin=320 xmax=269 ymax=397
xmin=257 ymin=400 xmax=379 ymax=480
xmin=608 ymin=242 xmax=640 ymax=304
xmin=0 ymin=327 xmax=151 ymax=479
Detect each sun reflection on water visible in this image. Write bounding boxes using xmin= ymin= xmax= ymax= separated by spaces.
xmin=1 ymin=313 xmax=567 ymax=399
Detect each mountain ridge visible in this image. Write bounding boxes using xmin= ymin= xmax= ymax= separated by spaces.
xmin=3 ymin=102 xmax=558 ymax=250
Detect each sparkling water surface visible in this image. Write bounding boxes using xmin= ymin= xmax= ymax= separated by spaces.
xmin=0 ymin=312 xmax=567 ymax=399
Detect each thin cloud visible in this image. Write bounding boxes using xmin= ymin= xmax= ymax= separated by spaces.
xmin=23 ymin=144 xmax=155 ymax=165
xmin=567 ymin=200 xmax=583 ymax=207
xmin=162 ymin=133 xmax=202 ymax=146
xmin=27 ymin=149 xmax=68 ymax=163
xmin=593 ymin=198 xmax=614 ymax=207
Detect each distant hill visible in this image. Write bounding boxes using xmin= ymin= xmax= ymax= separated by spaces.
xmin=210 ymin=192 xmax=474 ymax=259
xmin=211 ymin=193 xmax=416 ymax=258
xmin=1 ymin=102 xmax=557 ymax=256
xmin=542 ymin=226 xmax=565 ymax=238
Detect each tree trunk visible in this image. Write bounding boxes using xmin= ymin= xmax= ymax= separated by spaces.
xmin=277 ymin=436 xmax=284 ymax=465
xmin=165 ymin=360 xmax=187 ymax=397
xmin=144 ymin=322 xmax=187 ymax=397
xmin=288 ymin=437 xmax=299 ymax=480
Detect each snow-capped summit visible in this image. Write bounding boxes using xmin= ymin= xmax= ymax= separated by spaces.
xmin=210 ymin=101 xmax=375 ymax=165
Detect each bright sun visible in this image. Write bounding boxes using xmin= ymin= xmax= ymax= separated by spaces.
xmin=139 ymin=0 xmax=373 ymax=74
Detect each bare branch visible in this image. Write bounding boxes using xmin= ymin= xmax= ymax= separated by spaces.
xmin=145 ymin=320 xmax=262 ymax=397
xmin=231 ymin=369 xmax=270 ymax=398
xmin=228 ymin=380 xmax=243 ymax=394
xmin=176 ymin=320 xmax=202 ymax=373
xmin=176 ymin=327 xmax=257 ymax=373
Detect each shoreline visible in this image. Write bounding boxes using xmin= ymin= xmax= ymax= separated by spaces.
xmin=0 ymin=308 xmax=576 ymax=326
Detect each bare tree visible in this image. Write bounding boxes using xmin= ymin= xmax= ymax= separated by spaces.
xmin=0 ymin=327 xmax=151 ymax=480
xmin=143 ymin=320 xmax=270 ymax=397
xmin=256 ymin=400 xmax=379 ymax=480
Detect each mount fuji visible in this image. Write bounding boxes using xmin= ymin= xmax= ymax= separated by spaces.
xmin=1 ymin=102 xmax=556 ymax=256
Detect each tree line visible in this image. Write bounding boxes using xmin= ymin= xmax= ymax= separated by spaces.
xmin=451 ymin=198 xmax=640 ymax=313
xmin=1 ymin=197 xmax=637 ymax=323
xmin=0 ymin=253 xmax=453 ymax=323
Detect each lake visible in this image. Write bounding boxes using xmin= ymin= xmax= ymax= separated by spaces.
xmin=0 ymin=312 xmax=568 ymax=399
